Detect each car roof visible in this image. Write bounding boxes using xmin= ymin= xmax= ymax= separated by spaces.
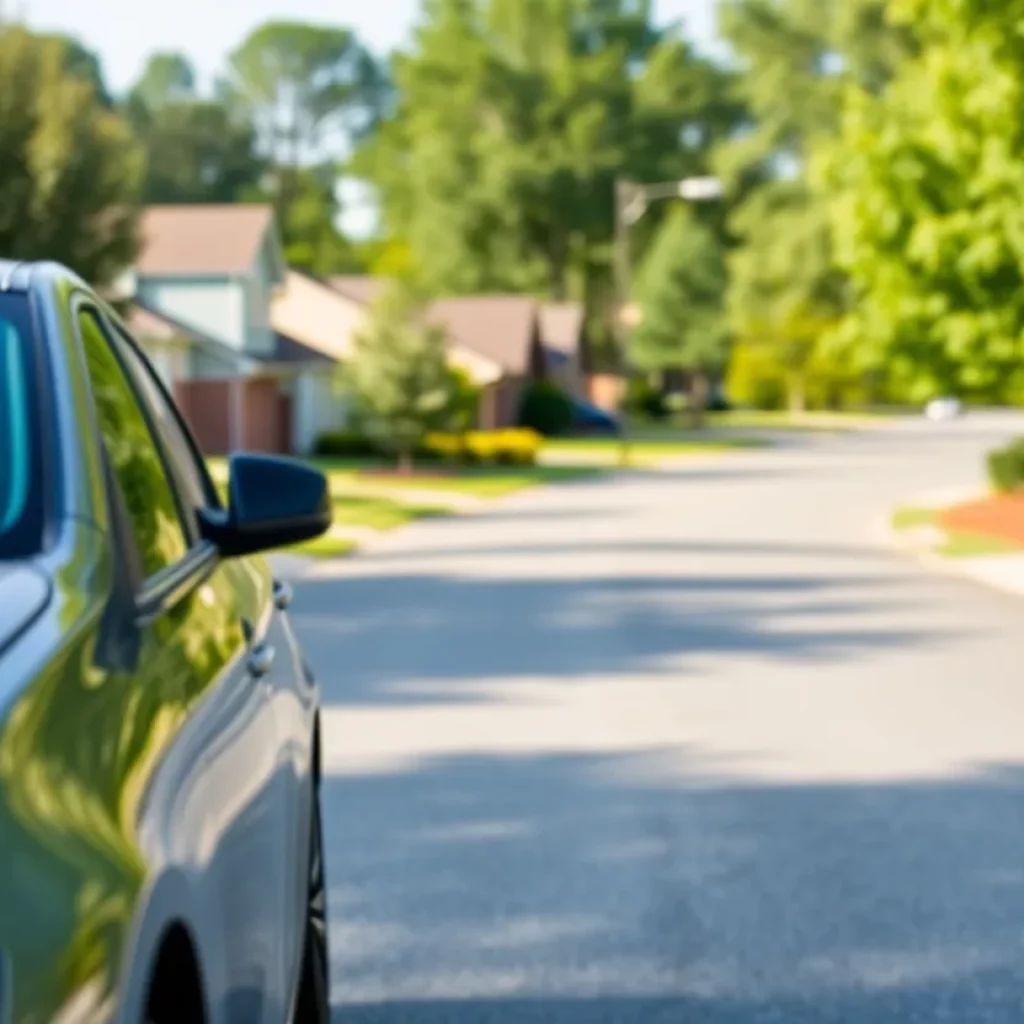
xmin=0 ymin=259 xmax=84 ymax=294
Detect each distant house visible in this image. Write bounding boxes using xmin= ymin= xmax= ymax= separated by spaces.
xmin=119 ymin=204 xmax=338 ymax=454
xmin=328 ymin=276 xmax=584 ymax=429
xmin=539 ymin=302 xmax=586 ymax=398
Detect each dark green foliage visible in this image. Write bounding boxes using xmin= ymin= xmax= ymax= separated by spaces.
xmin=631 ymin=205 xmax=729 ymax=376
xmin=312 ymin=431 xmax=381 ymax=458
xmin=624 ymin=377 xmax=668 ymax=420
xmin=988 ymin=439 xmax=1024 ymax=494
xmin=517 ymin=381 xmax=575 ymax=436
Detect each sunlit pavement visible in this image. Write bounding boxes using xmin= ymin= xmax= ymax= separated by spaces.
xmin=288 ymin=412 xmax=1024 ymax=1023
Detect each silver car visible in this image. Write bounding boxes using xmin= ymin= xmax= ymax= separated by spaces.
xmin=0 ymin=260 xmax=332 ymax=1023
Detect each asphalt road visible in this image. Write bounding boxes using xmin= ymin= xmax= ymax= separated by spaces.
xmin=290 ymin=413 xmax=1024 ymax=1023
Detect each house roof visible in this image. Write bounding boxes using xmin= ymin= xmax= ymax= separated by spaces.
xmin=271 ymin=270 xmax=363 ymax=363
xmin=329 ymin=275 xmax=386 ymax=306
xmin=137 ymin=204 xmax=275 ymax=276
xmin=270 ymin=332 xmax=335 ymax=367
xmin=430 ymin=296 xmax=539 ymax=376
xmin=539 ymin=302 xmax=584 ymax=356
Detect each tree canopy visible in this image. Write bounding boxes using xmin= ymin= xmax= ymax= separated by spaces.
xmin=0 ymin=28 xmax=141 ymax=286
xmin=631 ymin=203 xmax=729 ymax=384
xmin=821 ymin=0 xmax=1024 ymax=402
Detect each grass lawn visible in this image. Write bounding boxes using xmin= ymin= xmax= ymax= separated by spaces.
xmin=891 ymin=506 xmax=939 ymax=530
xmin=708 ymin=410 xmax=892 ymax=432
xmin=330 ymin=494 xmax=449 ymax=530
xmin=348 ymin=463 xmax=604 ymax=497
xmin=937 ymin=532 xmax=1023 ymax=559
xmin=892 ymin=503 xmax=1023 ymax=559
xmin=543 ymin=434 xmax=767 ymax=458
xmin=286 ymin=534 xmax=357 ymax=559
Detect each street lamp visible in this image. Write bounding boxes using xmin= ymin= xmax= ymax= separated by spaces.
xmin=614 ymin=176 xmax=724 ymax=332
xmin=612 ymin=175 xmax=724 ymax=460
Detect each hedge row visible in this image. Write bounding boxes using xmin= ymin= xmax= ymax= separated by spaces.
xmin=313 ymin=428 xmax=542 ymax=466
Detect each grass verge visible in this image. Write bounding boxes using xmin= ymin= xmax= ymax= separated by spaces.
xmin=937 ymin=532 xmax=1023 ymax=559
xmin=286 ymin=534 xmax=357 ymax=559
xmin=891 ymin=506 xmax=939 ymax=530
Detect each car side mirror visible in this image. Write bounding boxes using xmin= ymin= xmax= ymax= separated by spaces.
xmin=199 ymin=453 xmax=332 ymax=558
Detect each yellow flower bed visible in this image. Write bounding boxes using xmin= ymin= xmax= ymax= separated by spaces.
xmin=424 ymin=428 xmax=542 ymax=465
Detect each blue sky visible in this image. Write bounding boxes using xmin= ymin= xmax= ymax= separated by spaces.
xmin=23 ymin=0 xmax=720 ymax=93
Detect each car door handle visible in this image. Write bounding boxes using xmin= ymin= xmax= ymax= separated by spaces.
xmin=248 ymin=643 xmax=276 ymax=679
xmin=274 ymin=579 xmax=293 ymax=611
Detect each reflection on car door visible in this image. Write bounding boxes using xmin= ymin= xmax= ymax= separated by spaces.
xmin=77 ymin=303 xmax=294 ymax=1022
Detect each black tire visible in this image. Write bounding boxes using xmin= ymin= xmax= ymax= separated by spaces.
xmin=293 ymin=791 xmax=330 ymax=1024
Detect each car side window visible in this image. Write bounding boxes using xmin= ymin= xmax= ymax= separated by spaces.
xmin=109 ymin=320 xmax=219 ymax=530
xmin=78 ymin=307 xmax=189 ymax=578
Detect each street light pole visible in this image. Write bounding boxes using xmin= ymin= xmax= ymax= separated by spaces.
xmin=613 ymin=175 xmax=723 ymax=461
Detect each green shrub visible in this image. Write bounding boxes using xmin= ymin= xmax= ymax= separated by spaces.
xmin=988 ymin=438 xmax=1024 ymax=493
xmin=312 ymin=430 xmax=381 ymax=458
xmin=624 ymin=377 xmax=668 ymax=420
xmin=517 ymin=381 xmax=574 ymax=436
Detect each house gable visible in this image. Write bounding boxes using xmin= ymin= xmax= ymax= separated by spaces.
xmin=132 ymin=204 xmax=279 ymax=360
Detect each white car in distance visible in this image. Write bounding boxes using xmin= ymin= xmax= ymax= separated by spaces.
xmin=925 ymin=397 xmax=963 ymax=422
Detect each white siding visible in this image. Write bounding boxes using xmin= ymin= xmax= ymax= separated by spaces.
xmin=244 ymin=239 xmax=278 ymax=358
xmin=294 ymin=369 xmax=349 ymax=454
xmin=137 ymin=278 xmax=246 ymax=350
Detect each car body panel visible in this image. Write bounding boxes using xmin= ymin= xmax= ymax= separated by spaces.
xmin=0 ymin=262 xmax=320 ymax=1024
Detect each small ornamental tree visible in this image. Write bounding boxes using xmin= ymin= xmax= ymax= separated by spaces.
xmin=631 ymin=204 xmax=730 ymax=426
xmin=346 ymin=280 xmax=455 ymax=472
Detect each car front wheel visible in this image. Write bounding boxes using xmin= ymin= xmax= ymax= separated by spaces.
xmin=293 ymin=791 xmax=329 ymax=1023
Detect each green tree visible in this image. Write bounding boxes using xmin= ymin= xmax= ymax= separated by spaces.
xmin=356 ymin=0 xmax=741 ymax=338
xmin=820 ymin=0 xmax=1024 ymax=403
xmin=0 ymin=29 xmax=142 ymax=287
xmin=40 ymin=34 xmax=112 ymax=107
xmin=224 ymin=21 xmax=386 ymax=272
xmin=128 ymin=52 xmax=197 ymax=110
xmin=631 ymin=204 xmax=729 ymax=423
xmin=225 ymin=21 xmax=386 ymax=176
xmin=346 ymin=280 xmax=456 ymax=471
xmin=126 ymin=53 xmax=265 ymax=205
xmin=717 ymin=0 xmax=912 ymax=410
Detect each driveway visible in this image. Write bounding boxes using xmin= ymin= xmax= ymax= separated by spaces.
xmin=289 ymin=413 xmax=1024 ymax=1023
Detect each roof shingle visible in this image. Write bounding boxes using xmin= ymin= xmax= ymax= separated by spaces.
xmin=137 ymin=204 xmax=274 ymax=275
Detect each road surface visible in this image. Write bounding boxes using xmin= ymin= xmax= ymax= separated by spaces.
xmin=290 ymin=414 xmax=1024 ymax=1023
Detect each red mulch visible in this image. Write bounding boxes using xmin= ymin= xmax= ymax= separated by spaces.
xmin=940 ymin=493 xmax=1024 ymax=545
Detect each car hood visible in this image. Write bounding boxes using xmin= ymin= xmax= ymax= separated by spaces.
xmin=0 ymin=561 xmax=52 ymax=655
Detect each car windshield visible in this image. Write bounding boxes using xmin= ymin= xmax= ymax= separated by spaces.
xmin=0 ymin=293 xmax=44 ymax=559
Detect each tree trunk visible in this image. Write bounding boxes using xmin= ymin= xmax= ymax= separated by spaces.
xmin=398 ymin=446 xmax=413 ymax=475
xmin=689 ymin=372 xmax=709 ymax=430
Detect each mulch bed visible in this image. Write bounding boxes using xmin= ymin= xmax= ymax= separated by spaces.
xmin=941 ymin=493 xmax=1024 ymax=547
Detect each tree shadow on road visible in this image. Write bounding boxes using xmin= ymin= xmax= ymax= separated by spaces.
xmin=293 ymin=564 xmax=947 ymax=708
xmin=324 ymin=751 xmax=1024 ymax=1024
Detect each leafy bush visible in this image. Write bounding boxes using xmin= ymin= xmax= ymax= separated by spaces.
xmin=726 ymin=343 xmax=786 ymax=411
xmin=624 ymin=377 xmax=668 ymax=420
xmin=312 ymin=431 xmax=382 ymax=458
xmin=988 ymin=438 xmax=1024 ymax=493
xmin=517 ymin=381 xmax=574 ymax=436
xmin=315 ymin=427 xmax=542 ymax=466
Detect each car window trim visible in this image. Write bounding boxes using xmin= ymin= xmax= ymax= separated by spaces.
xmin=74 ymin=295 xmax=200 ymax=541
xmin=103 ymin=310 xmax=223 ymax=513
xmin=72 ymin=294 xmax=198 ymax=586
